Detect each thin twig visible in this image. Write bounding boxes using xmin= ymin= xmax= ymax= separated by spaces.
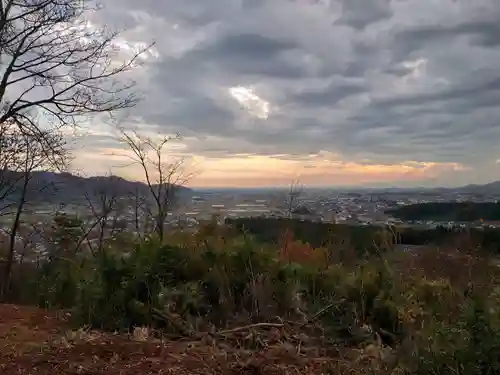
xmin=215 ymin=323 xmax=285 ymax=336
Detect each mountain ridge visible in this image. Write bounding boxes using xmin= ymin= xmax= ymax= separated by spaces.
xmin=0 ymin=171 xmax=193 ymax=205
xmin=335 ymin=180 xmax=500 ymax=194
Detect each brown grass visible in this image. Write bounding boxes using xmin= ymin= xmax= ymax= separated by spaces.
xmin=391 ymin=244 xmax=500 ymax=292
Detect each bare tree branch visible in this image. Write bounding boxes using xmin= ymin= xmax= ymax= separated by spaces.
xmin=116 ymin=128 xmax=192 ymax=241
xmin=0 ymin=118 xmax=67 ymax=297
xmin=81 ymin=175 xmax=127 ymax=256
xmin=286 ymin=178 xmax=303 ymax=218
xmin=0 ymin=0 xmax=152 ymax=132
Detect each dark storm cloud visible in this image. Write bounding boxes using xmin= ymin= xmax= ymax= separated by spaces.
xmin=333 ymin=105 xmax=500 ymax=165
xmin=392 ymin=12 xmax=500 ymax=61
xmin=200 ymin=33 xmax=298 ymax=59
xmin=177 ymin=33 xmax=316 ymax=79
xmin=291 ymin=80 xmax=366 ymax=106
xmin=144 ymin=94 xmax=237 ymax=137
xmin=342 ymin=37 xmax=386 ymax=78
xmin=401 ymin=19 xmax=500 ymax=48
xmin=85 ymin=0 xmax=500 ymax=183
xmin=373 ymin=76 xmax=500 ymax=108
xmin=336 ymin=0 xmax=392 ymax=30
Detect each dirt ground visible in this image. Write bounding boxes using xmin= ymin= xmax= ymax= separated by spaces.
xmin=0 ymin=304 xmax=363 ymax=375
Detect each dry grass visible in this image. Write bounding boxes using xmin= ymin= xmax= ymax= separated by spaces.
xmin=390 ymin=244 xmax=500 ymax=293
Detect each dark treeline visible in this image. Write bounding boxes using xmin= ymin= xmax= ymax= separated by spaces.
xmin=226 ymin=217 xmax=500 ymax=253
xmin=387 ymin=202 xmax=500 ymax=222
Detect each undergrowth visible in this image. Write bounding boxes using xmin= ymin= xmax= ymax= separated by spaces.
xmin=5 ymin=217 xmax=500 ymax=374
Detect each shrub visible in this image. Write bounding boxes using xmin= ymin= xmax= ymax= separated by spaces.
xmin=6 ymin=217 xmax=500 ymax=374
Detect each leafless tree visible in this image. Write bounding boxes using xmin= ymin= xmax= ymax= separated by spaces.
xmin=82 ymin=177 xmax=127 ymax=256
xmin=129 ymin=183 xmax=154 ymax=241
xmin=0 ymin=0 xmax=151 ymax=134
xmin=0 ymin=119 xmax=66 ymax=297
xmin=0 ymin=121 xmax=25 ymax=212
xmin=286 ymin=178 xmax=303 ymax=218
xmin=118 ymin=129 xmax=192 ymax=242
xmin=14 ymin=222 xmax=43 ymax=264
xmin=0 ymin=220 xmax=43 ymax=265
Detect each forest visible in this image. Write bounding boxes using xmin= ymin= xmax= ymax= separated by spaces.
xmin=226 ymin=216 xmax=500 ymax=254
xmin=387 ymin=202 xmax=500 ymax=222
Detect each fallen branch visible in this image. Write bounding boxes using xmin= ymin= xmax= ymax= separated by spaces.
xmin=311 ymin=303 xmax=336 ymax=320
xmin=128 ymin=300 xmax=194 ymax=337
xmin=215 ymin=323 xmax=285 ymax=336
xmin=151 ymin=307 xmax=194 ymax=337
xmin=311 ymin=299 xmax=346 ymax=322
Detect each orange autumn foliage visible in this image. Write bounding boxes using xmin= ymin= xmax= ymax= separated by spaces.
xmin=278 ymin=228 xmax=328 ymax=267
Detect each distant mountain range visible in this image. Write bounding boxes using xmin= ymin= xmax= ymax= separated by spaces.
xmin=450 ymin=181 xmax=500 ymax=194
xmin=390 ymin=181 xmax=500 ymax=195
xmin=0 ymin=171 xmax=193 ymax=205
xmin=5 ymin=170 xmax=500 ymax=206
xmin=338 ymin=181 xmax=500 ymax=195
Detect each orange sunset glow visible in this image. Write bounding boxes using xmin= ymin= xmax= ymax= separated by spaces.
xmin=74 ymin=147 xmax=467 ymax=188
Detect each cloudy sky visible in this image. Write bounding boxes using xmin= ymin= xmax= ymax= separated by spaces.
xmin=72 ymin=0 xmax=500 ymax=188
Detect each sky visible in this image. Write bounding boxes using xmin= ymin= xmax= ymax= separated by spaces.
xmin=70 ymin=0 xmax=500 ymax=188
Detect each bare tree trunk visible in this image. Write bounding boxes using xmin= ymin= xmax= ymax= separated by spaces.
xmin=0 ymin=122 xmax=66 ymax=299
xmin=117 ymin=129 xmax=192 ymax=242
xmin=286 ymin=179 xmax=303 ymax=218
xmin=97 ymin=220 xmax=106 ymax=255
xmin=1 ymin=174 xmax=28 ymax=298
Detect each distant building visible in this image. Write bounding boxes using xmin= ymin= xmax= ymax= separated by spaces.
xmin=291 ymin=205 xmax=313 ymax=216
xmin=291 ymin=205 xmax=323 ymax=222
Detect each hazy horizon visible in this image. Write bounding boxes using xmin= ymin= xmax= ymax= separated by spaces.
xmin=65 ymin=0 xmax=500 ymax=188
xmin=43 ymin=170 xmax=500 ymax=191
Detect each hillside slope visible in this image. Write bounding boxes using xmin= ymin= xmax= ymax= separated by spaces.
xmin=0 ymin=305 xmax=365 ymax=375
xmin=0 ymin=171 xmax=193 ymax=205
